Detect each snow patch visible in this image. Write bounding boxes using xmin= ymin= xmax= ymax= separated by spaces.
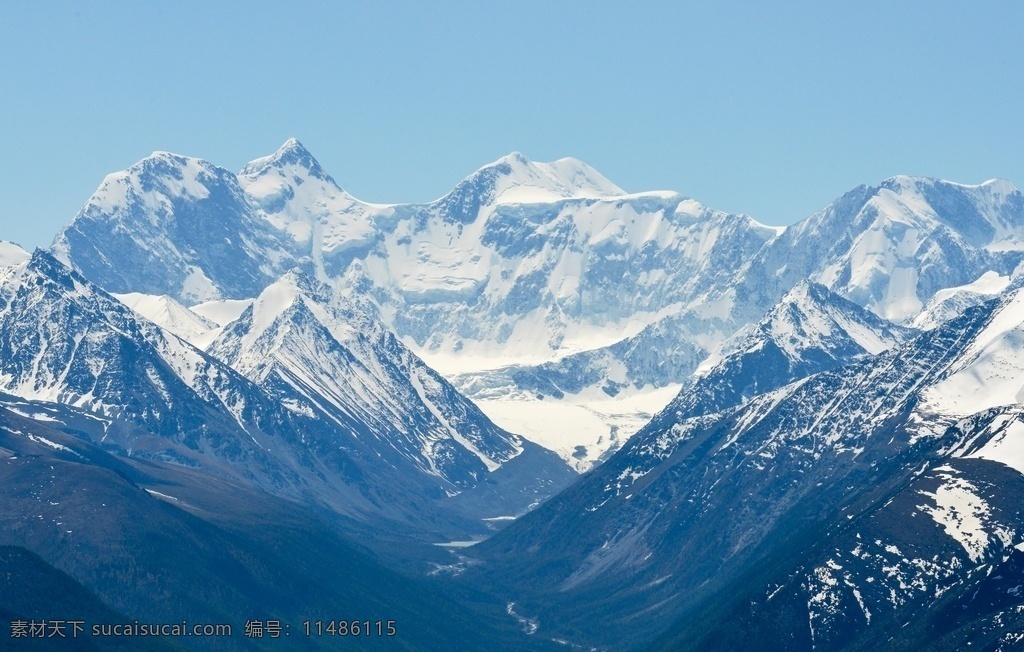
xmin=965 ymin=418 xmax=1024 ymax=476
xmin=918 ymin=472 xmax=1005 ymax=563
xmin=0 ymin=242 xmax=29 ymax=267
xmin=190 ymin=298 xmax=255 ymax=326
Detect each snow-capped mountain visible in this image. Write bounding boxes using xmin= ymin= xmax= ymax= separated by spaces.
xmin=467 ymin=287 xmax=1024 ymax=650
xmin=669 ymin=280 xmax=916 ymax=421
xmin=918 ymin=287 xmax=1024 ymax=420
xmin=49 ymin=141 xmax=787 ymax=464
xmin=238 ymin=138 xmax=390 ymax=275
xmin=210 ymin=273 xmax=522 ymax=482
xmin=45 ymin=141 xmax=1024 ymax=476
xmin=0 ymin=250 xmax=320 ymax=490
xmin=912 ymin=269 xmax=1012 ymax=330
xmin=51 ymin=151 xmax=302 ymax=303
xmin=454 ymin=281 xmax=914 ymax=471
xmin=377 ymin=173 xmax=777 ymax=363
xmin=206 ymin=271 xmax=573 ymax=512
xmin=347 ymin=154 xmax=782 ymax=467
xmin=0 ymin=251 xmax=570 ymax=532
xmin=658 ymin=406 xmax=1024 ymax=651
xmin=13 ymin=139 xmax=1024 ymax=649
xmin=50 ymin=140 xmax=785 ymax=366
xmin=454 ymin=176 xmax=1024 ymax=467
xmin=435 ymin=151 xmax=625 ymax=208
xmin=114 ymin=291 xmax=221 ymax=348
xmin=731 ymin=176 xmax=1024 ymax=325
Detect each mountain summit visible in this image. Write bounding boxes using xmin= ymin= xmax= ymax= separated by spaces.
xmin=434 ymin=151 xmax=626 ymax=212
xmin=51 ymin=150 xmax=297 ymax=303
xmin=240 ymin=137 xmax=333 ymax=182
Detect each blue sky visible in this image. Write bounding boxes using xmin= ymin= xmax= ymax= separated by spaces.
xmin=1 ymin=1 xmax=1022 ymax=248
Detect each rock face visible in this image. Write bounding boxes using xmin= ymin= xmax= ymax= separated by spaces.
xmin=0 ymin=250 xmax=296 ymax=474
xmin=655 ymin=409 xmax=1024 ymax=652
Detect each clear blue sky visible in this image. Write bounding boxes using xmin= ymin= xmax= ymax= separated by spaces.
xmin=2 ymin=1 xmax=1022 ymax=249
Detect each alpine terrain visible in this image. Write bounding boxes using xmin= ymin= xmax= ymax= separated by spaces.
xmin=2 ymin=139 xmax=1024 ymax=650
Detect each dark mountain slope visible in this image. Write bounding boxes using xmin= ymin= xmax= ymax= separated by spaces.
xmin=0 ymin=407 xmax=553 ymax=651
xmin=465 ymin=295 xmax=1022 ymax=650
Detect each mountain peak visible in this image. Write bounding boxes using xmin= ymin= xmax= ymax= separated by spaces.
xmin=781 ymin=279 xmax=830 ymax=305
xmin=437 ymin=152 xmax=625 ymax=214
xmin=877 ymin=175 xmax=1021 ymax=197
xmin=0 ymin=241 xmax=29 ymax=267
xmin=272 ymin=137 xmax=317 ymax=164
xmin=763 ymin=279 xmax=914 ymax=359
xmin=240 ymin=138 xmax=332 ymax=183
xmin=280 ymin=136 xmax=305 ymax=151
xmin=268 ymin=268 xmax=324 ymax=300
xmin=131 ymin=151 xmax=224 ymax=181
xmin=235 ymin=270 xmax=335 ymax=345
xmin=27 ymin=247 xmax=74 ymax=280
xmin=495 ymin=151 xmax=532 ymax=167
xmin=980 ymin=178 xmax=1019 ymax=194
xmin=879 ymin=174 xmax=929 ymax=189
xmin=69 ymin=150 xmax=229 ymax=212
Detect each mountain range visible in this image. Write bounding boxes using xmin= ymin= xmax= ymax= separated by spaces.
xmin=468 ymin=288 xmax=1024 ymax=650
xmin=3 ymin=139 xmax=1024 ymax=649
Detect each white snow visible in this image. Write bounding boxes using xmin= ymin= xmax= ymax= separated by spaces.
xmin=180 ymin=267 xmax=219 ymax=304
xmin=144 ymin=488 xmax=180 ymax=502
xmin=0 ymin=241 xmax=29 ymax=267
xmin=26 ymin=434 xmax=81 ymax=457
xmin=246 ymin=275 xmax=300 ymax=340
xmin=912 ymin=271 xmax=1009 ymax=330
xmin=190 ymin=298 xmax=255 ymax=326
xmin=965 ymin=418 xmax=1024 ymax=476
xmin=921 ymin=288 xmax=1024 ymax=416
xmin=80 ymin=152 xmax=213 ymax=214
xmin=417 ymin=311 xmax=667 ymax=376
xmin=934 ymin=270 xmax=1010 ymax=304
xmin=450 ymin=152 xmax=625 ymax=206
xmin=805 ymin=177 xmax=1024 ymax=323
xmin=918 ymin=471 xmax=1003 ymax=563
xmin=114 ymin=292 xmax=220 ymax=349
xmin=6 ymin=407 xmax=60 ymax=423
xmin=239 ymin=138 xmax=389 ymax=263
xmin=475 ymin=385 xmax=680 ymax=472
